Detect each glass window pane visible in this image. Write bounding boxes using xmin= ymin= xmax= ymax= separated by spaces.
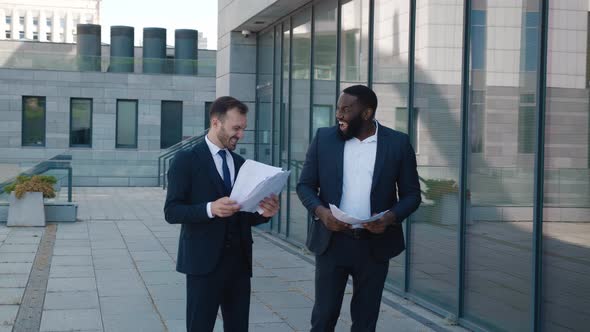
xmin=280 ymin=21 xmax=291 ymax=236
xmin=70 ymin=98 xmax=92 ymax=147
xmin=116 ymin=100 xmax=138 ymax=148
xmin=464 ymin=1 xmax=540 ymax=330
xmin=410 ymin=0 xmax=463 ymax=313
xmin=542 ymin=2 xmax=590 ymax=331
xmin=22 ymin=96 xmax=46 ymax=146
xmin=271 ymin=25 xmax=283 ymax=233
xmin=288 ymin=8 xmax=312 ymax=245
xmin=340 ymin=0 xmax=369 ymax=88
xmin=312 ymin=0 xmax=338 ymax=134
xmin=256 ymin=30 xmax=274 ymax=165
xmin=161 ymin=101 xmax=182 ymax=149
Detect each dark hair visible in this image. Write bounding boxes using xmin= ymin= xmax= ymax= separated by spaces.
xmin=342 ymin=85 xmax=378 ymax=118
xmin=209 ymin=96 xmax=248 ymax=121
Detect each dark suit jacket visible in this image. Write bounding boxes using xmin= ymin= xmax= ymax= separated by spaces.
xmin=296 ymin=124 xmax=421 ymax=262
xmin=164 ymin=139 xmax=269 ymax=276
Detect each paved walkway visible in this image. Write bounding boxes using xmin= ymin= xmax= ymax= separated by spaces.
xmin=0 ymin=187 xmax=469 ymax=332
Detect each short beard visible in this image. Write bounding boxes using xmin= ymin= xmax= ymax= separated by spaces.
xmin=337 ymin=115 xmax=363 ymax=140
xmin=216 ymin=126 xmax=235 ymax=150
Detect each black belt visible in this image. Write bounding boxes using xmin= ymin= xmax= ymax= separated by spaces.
xmin=340 ymin=228 xmax=371 ymax=240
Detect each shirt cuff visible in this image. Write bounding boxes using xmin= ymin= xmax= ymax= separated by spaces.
xmin=256 ymin=206 xmax=265 ymax=215
xmin=206 ymin=202 xmax=214 ymax=218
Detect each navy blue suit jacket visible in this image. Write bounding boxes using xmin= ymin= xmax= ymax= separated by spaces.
xmin=296 ymin=124 xmax=421 ymax=261
xmin=164 ymin=139 xmax=269 ymax=276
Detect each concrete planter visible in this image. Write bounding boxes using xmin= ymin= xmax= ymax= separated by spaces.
xmin=7 ymin=192 xmax=46 ymax=227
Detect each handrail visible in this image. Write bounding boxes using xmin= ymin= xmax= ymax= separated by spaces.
xmin=158 ymin=132 xmax=208 ymax=188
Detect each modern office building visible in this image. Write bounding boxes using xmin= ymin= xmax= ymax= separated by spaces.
xmin=198 ymin=31 xmax=208 ymax=49
xmin=0 ymin=0 xmax=100 ymax=43
xmin=0 ymin=24 xmax=217 ymax=186
xmin=216 ymin=0 xmax=590 ymax=331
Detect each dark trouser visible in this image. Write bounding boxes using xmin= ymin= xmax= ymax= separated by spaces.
xmin=311 ymin=232 xmax=389 ymax=332
xmin=186 ymin=243 xmax=251 ymax=332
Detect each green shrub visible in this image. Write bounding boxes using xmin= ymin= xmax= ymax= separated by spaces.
xmin=3 ymin=175 xmax=57 ymax=199
xmin=422 ymin=178 xmax=458 ymax=201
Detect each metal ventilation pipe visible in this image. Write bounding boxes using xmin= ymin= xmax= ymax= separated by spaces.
xmin=109 ymin=26 xmax=134 ymax=73
xmin=174 ymin=29 xmax=198 ymax=75
xmin=77 ymin=24 xmax=101 ymax=71
xmin=142 ymin=27 xmax=166 ymax=74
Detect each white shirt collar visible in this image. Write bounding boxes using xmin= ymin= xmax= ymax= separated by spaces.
xmin=205 ymin=134 xmax=226 ymax=157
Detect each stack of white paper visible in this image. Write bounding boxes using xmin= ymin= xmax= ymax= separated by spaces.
xmin=329 ymin=204 xmax=387 ymax=228
xmin=230 ymin=160 xmax=291 ymax=213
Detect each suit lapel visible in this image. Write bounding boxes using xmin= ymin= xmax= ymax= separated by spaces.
xmin=334 ymin=133 xmax=345 ymax=204
xmin=371 ymin=123 xmax=388 ymax=192
xmin=192 ymin=140 xmax=225 ymax=197
xmin=231 ymin=151 xmax=244 ymax=176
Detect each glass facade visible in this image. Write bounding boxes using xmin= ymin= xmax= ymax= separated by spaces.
xmin=253 ymin=0 xmax=590 ymax=331
xmin=542 ymin=2 xmax=590 ymax=331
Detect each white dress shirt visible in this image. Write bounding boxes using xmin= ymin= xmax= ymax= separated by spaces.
xmin=205 ymin=134 xmax=235 ymax=218
xmin=339 ymin=121 xmax=378 ymax=228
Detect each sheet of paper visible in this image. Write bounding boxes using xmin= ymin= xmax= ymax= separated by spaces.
xmin=329 ymin=204 xmax=387 ymax=225
xmin=230 ymin=159 xmax=290 ymax=213
xmin=237 ymin=171 xmax=290 ymax=213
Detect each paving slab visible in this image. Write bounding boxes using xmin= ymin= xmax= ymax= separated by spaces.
xmin=2 ymin=187 xmax=468 ymax=332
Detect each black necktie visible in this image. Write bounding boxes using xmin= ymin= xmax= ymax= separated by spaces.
xmin=218 ymin=150 xmax=232 ymax=195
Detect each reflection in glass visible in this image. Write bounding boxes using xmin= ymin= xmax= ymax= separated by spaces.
xmin=289 ymin=9 xmax=312 ymax=244
xmin=340 ymin=0 xmax=369 ymax=88
xmin=116 ymin=100 xmax=138 ymax=148
xmin=409 ymin=0 xmax=462 ymax=312
xmin=256 ymin=31 xmax=274 ymax=165
xmin=272 ymin=25 xmax=283 ymax=233
xmin=280 ymin=21 xmax=291 ymax=236
xmin=542 ymin=2 xmax=590 ymax=331
xmin=22 ymin=96 xmax=46 ymax=146
xmin=160 ymin=101 xmax=182 ymax=149
xmin=372 ymin=0 xmax=411 ymax=290
xmin=464 ymin=1 xmax=540 ymax=330
xmin=70 ymin=98 xmax=92 ymax=147
xmin=312 ymin=0 xmax=338 ymax=134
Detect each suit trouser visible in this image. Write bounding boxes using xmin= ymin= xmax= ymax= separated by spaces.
xmin=186 ymin=243 xmax=251 ymax=332
xmin=311 ymin=232 xmax=390 ymax=332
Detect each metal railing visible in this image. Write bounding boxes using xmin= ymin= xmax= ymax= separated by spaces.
xmin=0 ymin=50 xmax=216 ymax=77
xmin=0 ymin=154 xmax=73 ymax=202
xmin=158 ymin=132 xmax=208 ymax=189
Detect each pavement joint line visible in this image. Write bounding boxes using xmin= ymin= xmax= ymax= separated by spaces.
xmin=87 ymin=219 xmax=106 ymax=332
xmin=13 ymin=224 xmax=57 ymax=332
xmin=252 ymin=228 xmax=454 ymax=332
xmin=112 ymin=219 xmax=170 ymax=331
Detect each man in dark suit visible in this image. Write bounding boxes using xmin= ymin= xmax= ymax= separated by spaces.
xmin=164 ymin=96 xmax=280 ymax=332
xmin=297 ymin=85 xmax=421 ymax=331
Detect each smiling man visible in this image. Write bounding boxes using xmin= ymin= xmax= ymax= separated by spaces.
xmin=297 ymin=85 xmax=422 ymax=331
xmin=164 ymin=96 xmax=280 ymax=332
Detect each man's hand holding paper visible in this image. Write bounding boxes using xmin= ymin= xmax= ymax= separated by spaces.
xmin=258 ymin=194 xmax=279 ymax=218
xmin=230 ymin=160 xmax=290 ymax=214
xmin=328 ymin=204 xmax=393 ymax=233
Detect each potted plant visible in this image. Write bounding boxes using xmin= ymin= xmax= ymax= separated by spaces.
xmin=422 ymin=178 xmax=459 ymax=225
xmin=3 ymin=175 xmax=57 ymax=227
